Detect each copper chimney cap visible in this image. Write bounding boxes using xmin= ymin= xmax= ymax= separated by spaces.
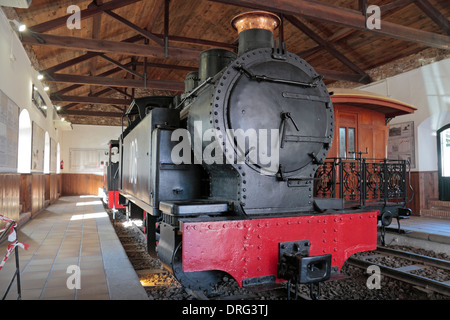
xmin=231 ymin=11 xmax=281 ymax=34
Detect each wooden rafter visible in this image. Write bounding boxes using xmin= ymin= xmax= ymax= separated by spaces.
xmin=21 ymin=32 xmax=203 ymax=61
xmin=210 ymin=0 xmax=450 ymax=49
xmin=295 ymin=0 xmax=417 ymax=60
xmin=51 ymin=62 xmax=135 ymax=96
xmin=52 ymin=95 xmax=131 ymax=106
xmin=414 ymin=0 xmax=450 ymax=35
xmin=61 ymin=88 xmax=116 ymax=111
xmin=29 ymin=0 xmax=142 ymax=33
xmin=65 ymin=110 xmax=124 ymax=117
xmin=315 ymin=68 xmax=370 ymax=84
xmin=101 ymin=9 xmax=165 ymax=46
xmin=285 ymin=15 xmax=369 ymax=81
xmin=47 ymin=74 xmax=185 ymax=91
xmin=42 ymin=35 xmax=143 ymax=74
xmin=98 ymin=54 xmax=145 ymax=79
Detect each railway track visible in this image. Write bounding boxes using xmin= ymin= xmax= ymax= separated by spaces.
xmin=347 ymin=247 xmax=450 ymax=297
xmin=112 ymin=212 xmax=277 ymax=300
xmin=108 ymin=207 xmax=449 ymax=300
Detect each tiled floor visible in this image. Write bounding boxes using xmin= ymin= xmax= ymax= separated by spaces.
xmin=0 ymin=196 xmax=148 ymax=300
xmin=397 ymin=216 xmax=450 ymax=237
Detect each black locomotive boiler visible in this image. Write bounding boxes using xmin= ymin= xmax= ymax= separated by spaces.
xmin=118 ymin=11 xmax=378 ymax=295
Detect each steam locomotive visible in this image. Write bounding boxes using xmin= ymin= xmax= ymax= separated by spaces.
xmin=113 ymin=11 xmax=382 ymax=297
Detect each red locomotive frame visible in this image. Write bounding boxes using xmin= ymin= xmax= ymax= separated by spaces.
xmin=181 ymin=211 xmax=377 ymax=287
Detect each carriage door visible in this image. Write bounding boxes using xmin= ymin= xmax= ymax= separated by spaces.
xmin=437 ymin=124 xmax=450 ymax=201
xmin=338 ymin=112 xmax=358 ymax=159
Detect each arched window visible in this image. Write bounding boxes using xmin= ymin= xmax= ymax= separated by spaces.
xmin=44 ymin=131 xmax=50 ymax=174
xmin=17 ymin=109 xmax=32 ymax=173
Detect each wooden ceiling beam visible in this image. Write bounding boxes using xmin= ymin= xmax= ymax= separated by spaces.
xmin=381 ymin=0 xmax=414 ymax=12
xmin=109 ymin=87 xmax=134 ymax=99
xmin=52 ymin=95 xmax=131 ymax=106
xmin=21 ymin=32 xmax=202 ymax=62
xmin=135 ymin=61 xmax=197 ymax=72
xmin=414 ymin=0 xmax=450 ymax=35
xmin=285 ymin=15 xmax=368 ymax=77
xmin=61 ymin=88 xmax=117 ymax=111
xmin=101 ymin=9 xmax=165 ymax=46
xmin=51 ymin=62 xmax=134 ymax=96
xmin=210 ymin=0 xmax=450 ymax=49
xmin=42 ymin=35 xmax=143 ymax=74
xmin=98 ymin=54 xmax=145 ymax=79
xmin=43 ymin=52 xmax=102 ymax=75
xmin=65 ymin=110 xmax=124 ymax=118
xmin=315 ymin=68 xmax=370 ymax=84
xmin=29 ymin=0 xmax=142 ymax=33
xmin=158 ymin=34 xmax=236 ymax=51
xmin=47 ymin=73 xmax=185 ymax=91
xmin=89 ymin=0 xmax=103 ymax=77
xmin=297 ymin=0 xmax=415 ymax=60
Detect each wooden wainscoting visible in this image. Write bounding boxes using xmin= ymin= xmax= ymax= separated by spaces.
xmin=19 ymin=173 xmax=61 ymax=223
xmin=31 ymin=174 xmax=46 ymax=217
xmin=0 ymin=173 xmax=61 ymax=229
xmin=61 ymin=174 xmax=104 ymax=196
xmin=0 ymin=173 xmax=21 ymax=226
xmin=407 ymin=171 xmax=438 ymax=216
xmin=45 ymin=174 xmax=61 ymax=203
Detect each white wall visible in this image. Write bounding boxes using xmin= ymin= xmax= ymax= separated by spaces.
xmin=0 ymin=9 xmax=60 ymax=172
xmin=60 ymin=124 xmax=123 ymax=174
xmin=1 ymin=10 xmax=124 ymax=175
xmin=358 ymin=58 xmax=450 ymax=172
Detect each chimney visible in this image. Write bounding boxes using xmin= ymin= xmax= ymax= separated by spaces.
xmin=231 ymin=11 xmax=280 ymax=56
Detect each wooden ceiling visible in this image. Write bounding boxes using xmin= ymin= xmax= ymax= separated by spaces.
xmin=9 ymin=0 xmax=450 ymax=125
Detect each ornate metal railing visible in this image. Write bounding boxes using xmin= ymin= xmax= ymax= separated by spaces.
xmin=314 ymin=158 xmax=409 ymax=207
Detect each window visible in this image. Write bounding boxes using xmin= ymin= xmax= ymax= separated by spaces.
xmin=17 ymin=109 xmax=32 ymax=173
xmin=339 ymin=127 xmax=356 ymax=159
xmin=44 ymin=131 xmax=50 ymax=174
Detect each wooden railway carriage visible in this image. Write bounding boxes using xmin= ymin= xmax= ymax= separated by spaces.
xmin=314 ymin=89 xmax=417 ymax=239
xmin=327 ymin=88 xmax=417 ymax=160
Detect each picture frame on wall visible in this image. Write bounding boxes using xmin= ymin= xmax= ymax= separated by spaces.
xmin=32 ymin=84 xmax=47 ymax=117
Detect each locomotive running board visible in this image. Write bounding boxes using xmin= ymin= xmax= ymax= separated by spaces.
xmin=180 ymin=211 xmax=378 ymax=287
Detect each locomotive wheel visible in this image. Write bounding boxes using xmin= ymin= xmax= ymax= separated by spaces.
xmin=172 ymin=242 xmax=223 ymax=292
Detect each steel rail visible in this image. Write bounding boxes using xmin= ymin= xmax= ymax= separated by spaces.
xmin=375 ymin=247 xmax=450 ymax=271
xmin=347 ymin=256 xmax=450 ymax=296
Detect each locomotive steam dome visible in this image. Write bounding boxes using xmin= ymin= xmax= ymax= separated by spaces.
xmin=186 ymin=11 xmax=334 ymax=214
